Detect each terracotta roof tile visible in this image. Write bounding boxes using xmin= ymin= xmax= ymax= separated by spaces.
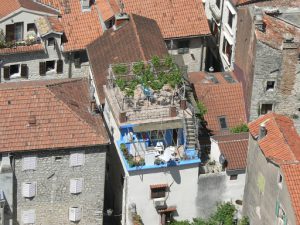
xmin=189 ymin=72 xmax=247 ymax=134
xmin=0 ymin=79 xmax=109 ymax=153
xmin=39 ymin=0 xmax=103 ymax=52
xmin=281 ymin=164 xmax=300 ymax=225
xmin=213 ymin=133 xmax=249 ymax=171
xmin=118 ymin=0 xmax=211 ymax=38
xmin=0 ymin=0 xmax=58 ymax=19
xmin=0 ymin=43 xmax=45 ymax=55
xmin=249 ymin=113 xmax=300 ymax=164
xmin=87 ymin=14 xmax=168 ymax=103
xmin=96 ymin=0 xmax=116 ymax=21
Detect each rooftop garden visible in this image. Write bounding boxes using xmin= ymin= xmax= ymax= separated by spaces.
xmin=111 ymin=55 xmax=183 ymax=98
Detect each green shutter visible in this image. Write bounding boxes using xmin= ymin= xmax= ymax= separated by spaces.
xmin=20 ymin=64 xmax=28 ymax=78
xmin=3 ymin=66 xmax=10 ymax=80
xmin=39 ymin=62 xmax=46 ymax=76
xmin=56 ymin=59 xmax=63 ymax=74
xmin=275 ymin=200 xmax=280 ymax=216
xmin=283 ymin=215 xmax=288 ymax=225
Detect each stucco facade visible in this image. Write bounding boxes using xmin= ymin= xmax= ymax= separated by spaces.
xmin=243 ymin=136 xmax=297 ymax=225
xmin=167 ymin=37 xmax=207 ymax=72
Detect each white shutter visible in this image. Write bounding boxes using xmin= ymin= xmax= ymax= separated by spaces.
xmin=70 ymin=179 xmax=83 ymax=194
xmin=22 ymin=209 xmax=35 ymax=224
xmin=69 ymin=207 xmax=81 ymax=222
xmin=22 ymin=182 xmax=36 ymax=198
xmin=70 ymin=153 xmax=85 ymax=167
xmin=22 ymin=156 xmax=37 ymax=171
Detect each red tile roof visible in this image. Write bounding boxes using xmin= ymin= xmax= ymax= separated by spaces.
xmin=0 ymin=43 xmax=45 ymax=55
xmin=118 ymin=0 xmax=211 ymax=39
xmin=87 ymin=14 xmax=168 ymax=103
xmin=96 ymin=0 xmax=116 ymax=21
xmin=39 ymin=0 xmax=104 ymax=52
xmin=248 ymin=113 xmax=300 ymax=164
xmin=0 ymin=0 xmax=58 ymax=19
xmin=189 ymin=72 xmax=247 ymax=135
xmin=213 ymin=133 xmax=249 ymax=171
xmin=0 ymin=79 xmax=109 ymax=153
xmin=281 ymin=164 xmax=300 ymax=225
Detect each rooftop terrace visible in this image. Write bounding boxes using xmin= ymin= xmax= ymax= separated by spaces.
xmin=104 ymin=56 xmax=192 ymax=125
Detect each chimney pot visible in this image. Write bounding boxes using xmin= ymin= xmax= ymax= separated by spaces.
xmin=259 ymin=123 xmax=267 ymax=139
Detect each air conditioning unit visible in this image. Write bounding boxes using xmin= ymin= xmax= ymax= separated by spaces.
xmin=69 ymin=207 xmax=81 ymax=222
xmin=178 ymin=48 xmax=185 ymax=54
xmin=153 ymin=197 xmax=166 ymax=208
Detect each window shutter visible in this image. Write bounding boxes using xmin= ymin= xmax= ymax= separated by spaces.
xmin=22 ymin=182 xmax=36 ymax=198
xmin=56 ymin=59 xmax=63 ymax=74
xmin=3 ymin=66 xmax=10 ymax=80
xmin=283 ymin=215 xmax=288 ymax=225
xmin=22 ymin=209 xmax=35 ymax=224
xmin=69 ymin=207 xmax=81 ymax=222
xmin=70 ymin=179 xmax=83 ymax=194
xmin=275 ymin=200 xmax=280 ymax=216
xmin=22 ymin=156 xmax=37 ymax=171
xmin=21 ymin=64 xmax=28 ymax=78
xmin=70 ymin=153 xmax=85 ymax=167
xmin=39 ymin=61 xmax=46 ymax=76
xmin=5 ymin=24 xmax=15 ymax=42
xmin=74 ymin=58 xmax=81 ymax=68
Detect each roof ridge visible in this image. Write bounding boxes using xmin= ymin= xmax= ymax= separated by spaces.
xmin=130 ymin=14 xmax=147 ymax=61
xmin=274 ymin=116 xmax=299 ymax=161
xmin=45 ymin=86 xmax=105 ymax=142
xmin=218 ymin=139 xmax=249 ymax=144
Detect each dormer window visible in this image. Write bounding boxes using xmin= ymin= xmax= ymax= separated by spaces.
xmin=48 ymin=37 xmax=55 ymax=46
xmin=218 ymin=116 xmax=228 ymax=130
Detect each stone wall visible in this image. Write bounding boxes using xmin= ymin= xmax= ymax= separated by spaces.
xmin=243 ymin=136 xmax=296 ymax=225
xmin=0 ymin=50 xmax=89 ymax=83
xmin=13 ymin=146 xmax=107 ymax=225
xmin=249 ymin=41 xmax=282 ymax=121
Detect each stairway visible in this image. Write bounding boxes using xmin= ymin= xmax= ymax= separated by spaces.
xmin=185 ymin=117 xmax=197 ymax=150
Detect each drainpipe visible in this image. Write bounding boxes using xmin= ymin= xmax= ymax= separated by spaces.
xmin=0 ymin=60 xmax=3 ymax=83
xmin=68 ymin=52 xmax=72 ymax=78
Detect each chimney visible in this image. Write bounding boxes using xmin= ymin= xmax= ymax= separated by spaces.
xmin=80 ymin=0 xmax=94 ymax=11
xmin=259 ymin=123 xmax=267 ymax=139
xmin=114 ymin=13 xmax=130 ymax=30
xmin=282 ymin=34 xmax=298 ymax=50
xmin=90 ymin=100 xmax=96 ymax=113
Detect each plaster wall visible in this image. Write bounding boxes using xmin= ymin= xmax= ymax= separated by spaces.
xmin=243 ymin=136 xmax=296 ymax=225
xmin=168 ymin=37 xmax=206 ymax=72
xmin=219 ymin=0 xmax=237 ymax=70
xmin=13 ymin=146 xmax=107 ymax=225
xmin=125 ymin=165 xmax=200 ymax=224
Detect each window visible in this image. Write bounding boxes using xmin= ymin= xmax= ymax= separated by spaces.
xmin=69 ymin=207 xmax=81 ymax=222
xmin=230 ymin=175 xmax=238 ymax=180
xmin=48 ymin=37 xmax=55 ymax=46
xmin=216 ymin=0 xmax=221 ymax=8
xmin=150 ymin=184 xmax=168 ymax=199
xmin=22 ymin=156 xmax=37 ymax=171
xmin=260 ymin=104 xmax=273 ymax=115
xmin=70 ymin=152 xmax=85 ymax=167
xmin=178 ymin=40 xmax=190 ymax=54
xmin=70 ymin=178 xmax=83 ymax=194
xmin=27 ymin=23 xmax=36 ymax=33
xmin=22 ymin=209 xmax=35 ymax=224
xmin=222 ymin=38 xmax=232 ymax=63
xmin=5 ymin=22 xmax=24 ymax=42
xmin=228 ymin=10 xmax=234 ymax=28
xmin=9 ymin=64 xmax=19 ymax=77
xmin=218 ymin=116 xmax=228 ymax=130
xmin=22 ymin=182 xmax=36 ymax=198
xmin=266 ymin=81 xmax=275 ymax=91
xmin=46 ymin=60 xmax=55 ymax=72
xmin=278 ymin=174 xmax=283 ymax=188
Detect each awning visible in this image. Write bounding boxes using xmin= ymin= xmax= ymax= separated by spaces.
xmin=158 ymin=206 xmax=177 ymax=213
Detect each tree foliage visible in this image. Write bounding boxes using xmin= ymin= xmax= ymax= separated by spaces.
xmin=171 ymin=202 xmax=249 ymax=225
xmin=230 ymin=123 xmax=249 ymax=133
